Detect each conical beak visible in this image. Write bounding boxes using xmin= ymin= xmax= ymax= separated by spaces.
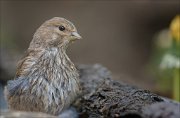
xmin=71 ymin=32 xmax=82 ymax=40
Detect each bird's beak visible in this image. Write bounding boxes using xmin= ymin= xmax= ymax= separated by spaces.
xmin=71 ymin=32 xmax=82 ymax=40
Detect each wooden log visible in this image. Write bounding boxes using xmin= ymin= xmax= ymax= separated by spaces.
xmin=74 ymin=64 xmax=180 ymax=118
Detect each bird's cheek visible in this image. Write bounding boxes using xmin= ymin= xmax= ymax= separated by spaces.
xmin=52 ymin=34 xmax=59 ymax=40
xmin=62 ymin=35 xmax=71 ymax=41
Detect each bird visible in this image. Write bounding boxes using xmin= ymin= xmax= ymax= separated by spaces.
xmin=4 ymin=17 xmax=82 ymax=115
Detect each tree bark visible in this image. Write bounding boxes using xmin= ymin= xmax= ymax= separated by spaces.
xmin=74 ymin=64 xmax=180 ymax=118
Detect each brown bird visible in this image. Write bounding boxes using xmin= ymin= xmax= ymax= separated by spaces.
xmin=4 ymin=17 xmax=82 ymax=115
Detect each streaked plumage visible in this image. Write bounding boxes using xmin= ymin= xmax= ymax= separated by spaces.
xmin=4 ymin=17 xmax=82 ymax=115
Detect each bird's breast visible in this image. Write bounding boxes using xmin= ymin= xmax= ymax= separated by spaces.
xmin=27 ymin=49 xmax=80 ymax=114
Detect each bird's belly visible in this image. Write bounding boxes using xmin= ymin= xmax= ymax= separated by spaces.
xmin=46 ymin=90 xmax=77 ymax=115
xmin=41 ymin=76 xmax=80 ymax=115
xmin=7 ymin=77 xmax=79 ymax=116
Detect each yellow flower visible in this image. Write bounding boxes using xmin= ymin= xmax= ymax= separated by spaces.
xmin=170 ymin=15 xmax=180 ymax=41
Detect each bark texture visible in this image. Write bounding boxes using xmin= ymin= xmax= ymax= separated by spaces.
xmin=74 ymin=64 xmax=180 ymax=118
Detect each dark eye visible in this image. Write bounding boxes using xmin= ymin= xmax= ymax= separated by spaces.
xmin=59 ymin=25 xmax=65 ymax=31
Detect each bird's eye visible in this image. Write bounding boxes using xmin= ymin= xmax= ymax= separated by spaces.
xmin=59 ymin=25 xmax=65 ymax=31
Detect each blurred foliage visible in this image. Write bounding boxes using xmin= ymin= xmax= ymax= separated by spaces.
xmin=149 ymin=29 xmax=173 ymax=97
xmin=170 ymin=15 xmax=180 ymax=101
xmin=149 ymin=15 xmax=180 ymax=101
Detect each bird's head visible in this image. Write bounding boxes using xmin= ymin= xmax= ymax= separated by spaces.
xmin=30 ymin=17 xmax=82 ymax=49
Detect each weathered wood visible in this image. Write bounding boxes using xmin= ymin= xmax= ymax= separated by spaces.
xmin=74 ymin=64 xmax=180 ymax=118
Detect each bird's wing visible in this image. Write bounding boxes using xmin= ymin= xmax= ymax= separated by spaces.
xmin=15 ymin=49 xmax=34 ymax=78
xmin=6 ymin=77 xmax=30 ymax=96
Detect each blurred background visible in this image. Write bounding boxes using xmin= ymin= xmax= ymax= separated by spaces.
xmin=0 ymin=0 xmax=179 ymax=106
